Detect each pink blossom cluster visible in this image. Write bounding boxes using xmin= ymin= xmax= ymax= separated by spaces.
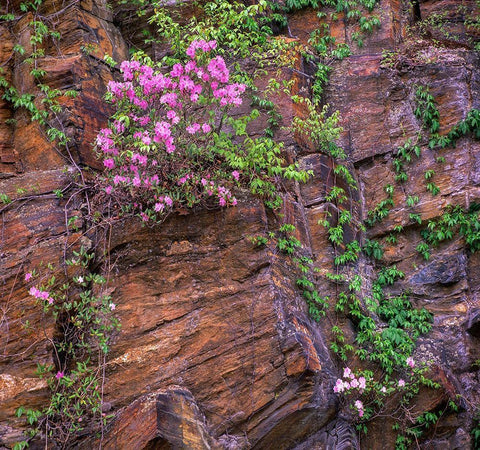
xmin=153 ymin=195 xmax=173 ymax=213
xmin=186 ymin=39 xmax=217 ymax=58
xmin=29 ymin=286 xmax=54 ymax=304
xmin=333 ymin=367 xmax=366 ymax=393
xmin=96 ymin=128 xmax=118 ymax=155
xmin=97 ymin=39 xmax=246 ymax=222
xmin=200 ymin=178 xmax=237 ymax=206
xmin=354 ymin=400 xmax=365 ymax=417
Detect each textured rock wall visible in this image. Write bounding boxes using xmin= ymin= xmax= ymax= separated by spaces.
xmin=1 ymin=0 xmax=480 ymax=448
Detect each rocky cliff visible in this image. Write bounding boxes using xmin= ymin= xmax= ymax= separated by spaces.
xmin=1 ymin=0 xmax=480 ymax=448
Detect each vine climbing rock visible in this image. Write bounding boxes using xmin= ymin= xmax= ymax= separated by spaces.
xmin=1 ymin=0 xmax=480 ymax=448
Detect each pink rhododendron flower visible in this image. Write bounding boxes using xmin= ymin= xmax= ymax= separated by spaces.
xmin=354 ymin=400 xmax=365 ymax=417
xmin=96 ymin=40 xmax=249 ymax=224
xmin=29 ymin=286 xmax=39 ymax=297
xmin=333 ymin=378 xmax=346 ymax=393
xmin=170 ymin=63 xmax=183 ymax=78
xmin=358 ymin=376 xmax=366 ymax=390
xmin=104 ymin=158 xmax=115 ymax=169
xmin=186 ymin=123 xmax=201 ymax=134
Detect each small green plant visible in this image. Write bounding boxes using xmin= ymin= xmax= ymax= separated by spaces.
xmin=409 ymin=213 xmax=422 ymax=225
xmin=416 ymin=242 xmax=430 ymax=260
xmin=365 ymin=184 xmax=394 ymax=227
xmin=277 ymin=224 xmax=302 ymax=255
xmin=414 ymin=85 xmax=440 ymax=134
xmin=16 ymin=247 xmax=120 ymax=448
xmin=421 ymin=203 xmax=480 ymax=252
xmin=406 ymin=195 xmax=419 ymax=207
xmin=363 ymin=239 xmax=384 ymax=260
xmin=0 ymin=193 xmax=11 ymax=204
xmin=250 ymin=235 xmax=269 ymax=247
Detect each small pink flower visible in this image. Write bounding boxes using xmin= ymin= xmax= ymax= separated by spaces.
xmin=343 ymin=367 xmax=353 ymax=379
xmin=186 ymin=123 xmax=200 ymax=134
xmin=202 ymin=123 xmax=211 ymax=133
xmin=55 ymin=371 xmax=64 ymax=380
xmin=29 ymin=286 xmax=39 ymax=297
xmin=109 ymin=303 xmax=116 ymax=311
xmin=354 ymin=400 xmax=364 ymax=418
xmin=105 ymin=186 xmax=113 ymax=195
xmin=406 ymin=357 xmax=415 ymax=368
xmin=358 ymin=376 xmax=366 ymax=390
xmin=380 ymin=386 xmax=387 ymax=394
xmin=103 ymin=158 xmax=115 ymax=169
xmin=398 ymin=379 xmax=406 ymax=388
xmin=25 ymin=272 xmax=32 ymax=282
xmin=333 ymin=378 xmax=345 ymax=393
xmin=232 ymin=170 xmax=240 ymax=181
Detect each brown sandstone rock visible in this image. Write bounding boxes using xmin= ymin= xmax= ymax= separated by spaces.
xmin=1 ymin=1 xmax=480 ymax=449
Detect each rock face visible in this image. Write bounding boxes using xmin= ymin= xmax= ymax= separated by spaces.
xmin=1 ymin=0 xmax=480 ymax=449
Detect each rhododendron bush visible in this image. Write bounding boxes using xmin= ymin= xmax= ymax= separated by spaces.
xmin=96 ymin=39 xmax=310 ymax=222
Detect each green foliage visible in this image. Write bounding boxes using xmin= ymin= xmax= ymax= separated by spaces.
xmin=334 ymin=240 xmax=361 ymax=265
xmin=250 ymin=235 xmax=269 ymax=247
xmin=150 ymin=0 xmax=276 ymax=59
xmin=284 ymin=0 xmax=319 ymax=11
xmin=409 ymin=213 xmax=422 ymax=225
xmin=406 ymin=195 xmax=419 ymax=208
xmin=421 ymin=203 xmax=480 ymax=252
xmin=17 ymin=248 xmax=120 ymax=447
xmin=0 ymin=193 xmax=11 ymax=204
xmin=365 ymin=184 xmax=394 ymax=227
xmin=292 ymin=98 xmax=344 ymax=152
xmin=363 ymin=239 xmax=384 ymax=260
xmin=472 ymin=408 xmax=480 ymax=449
xmin=414 ymin=85 xmax=440 ymax=134
xmin=277 ymin=223 xmax=302 ymax=254
xmin=416 ymin=242 xmax=430 ymax=260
